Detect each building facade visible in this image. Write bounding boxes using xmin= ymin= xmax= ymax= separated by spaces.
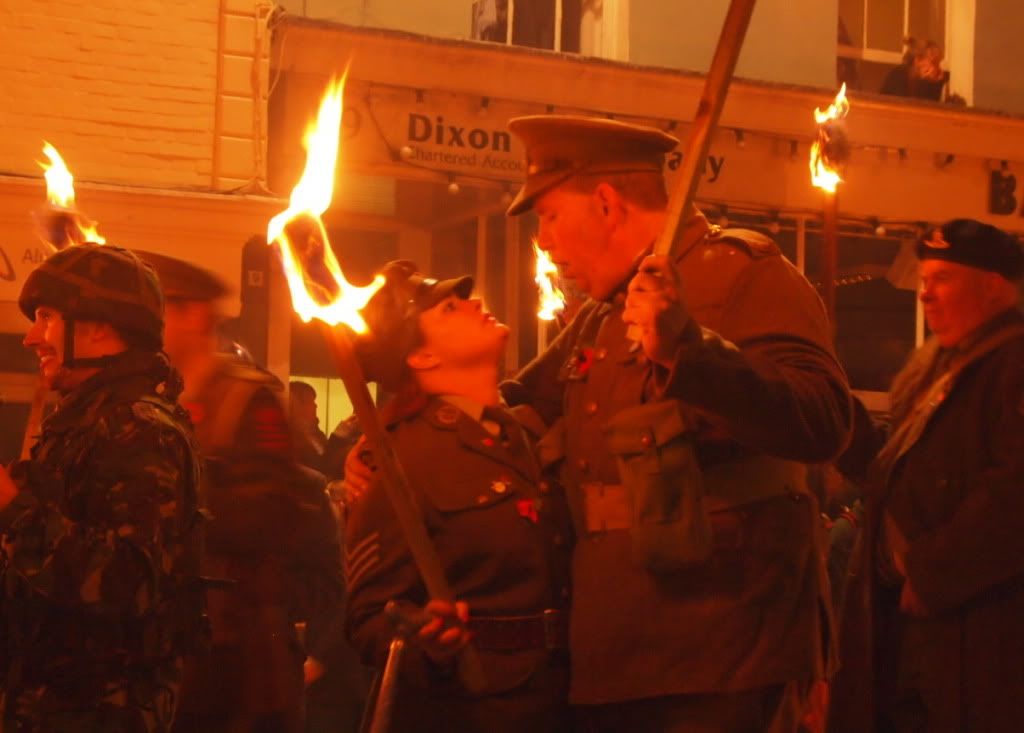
xmin=1 ymin=0 xmax=1023 ymax=457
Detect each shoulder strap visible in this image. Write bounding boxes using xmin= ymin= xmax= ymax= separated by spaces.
xmin=708 ymin=227 xmax=781 ymax=259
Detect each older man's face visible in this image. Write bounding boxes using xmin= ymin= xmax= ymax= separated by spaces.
xmin=919 ymin=259 xmax=999 ymax=347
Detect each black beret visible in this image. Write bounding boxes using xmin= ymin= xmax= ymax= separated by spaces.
xmin=355 ymin=261 xmax=473 ymax=390
xmin=916 ymin=219 xmax=1024 ymax=281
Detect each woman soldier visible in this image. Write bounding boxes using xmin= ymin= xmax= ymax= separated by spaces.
xmin=343 ymin=261 xmax=572 ymax=733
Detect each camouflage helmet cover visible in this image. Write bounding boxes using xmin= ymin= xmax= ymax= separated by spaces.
xmin=19 ymin=244 xmax=165 ymax=349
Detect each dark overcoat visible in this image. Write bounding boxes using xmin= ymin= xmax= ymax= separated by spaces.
xmin=830 ymin=308 xmax=1024 ymax=733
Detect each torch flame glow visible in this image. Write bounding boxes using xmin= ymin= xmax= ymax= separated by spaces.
xmin=809 ymin=83 xmax=849 ymax=193
xmin=267 ymin=74 xmax=384 ymax=332
xmin=533 ymin=241 xmax=565 ymax=321
xmin=39 ymin=142 xmax=106 ymax=245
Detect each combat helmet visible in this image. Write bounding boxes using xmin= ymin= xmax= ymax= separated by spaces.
xmin=19 ymin=243 xmax=165 ymax=367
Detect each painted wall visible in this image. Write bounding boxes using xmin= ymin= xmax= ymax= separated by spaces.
xmin=630 ymin=0 xmax=838 ymax=90
xmin=302 ymin=0 xmax=474 ymax=39
xmin=973 ymin=0 xmax=1024 ymax=115
xmin=0 ymin=0 xmax=269 ymax=191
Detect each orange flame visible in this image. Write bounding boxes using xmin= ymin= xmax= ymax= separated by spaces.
xmin=39 ymin=142 xmax=106 ymax=245
xmin=267 ymin=74 xmax=384 ymax=332
xmin=809 ymin=83 xmax=849 ymax=193
xmin=533 ymin=241 xmax=565 ymax=321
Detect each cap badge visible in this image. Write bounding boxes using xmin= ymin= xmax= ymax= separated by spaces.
xmin=923 ymin=229 xmax=951 ymax=249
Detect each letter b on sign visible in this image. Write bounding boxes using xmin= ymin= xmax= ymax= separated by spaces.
xmin=989 ymin=170 xmax=1017 ymax=215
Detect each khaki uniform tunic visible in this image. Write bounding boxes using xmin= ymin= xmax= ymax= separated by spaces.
xmin=513 ymin=214 xmax=852 ymax=705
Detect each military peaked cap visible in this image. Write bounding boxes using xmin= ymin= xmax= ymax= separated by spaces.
xmin=506 ymin=115 xmax=679 ymax=216
xmin=356 ymin=261 xmax=474 ymax=390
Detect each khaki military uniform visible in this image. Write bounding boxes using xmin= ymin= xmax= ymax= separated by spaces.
xmin=511 ymin=213 xmax=851 ymax=730
xmin=172 ymin=356 xmax=343 ymax=733
xmin=344 ymin=396 xmax=573 ymax=733
xmin=830 ymin=308 xmax=1024 ymax=733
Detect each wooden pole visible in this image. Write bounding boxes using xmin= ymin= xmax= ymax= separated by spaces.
xmin=627 ymin=0 xmax=757 ymax=340
xmin=822 ymin=191 xmax=839 ymax=330
xmin=320 ymin=324 xmax=485 ymax=692
xmin=653 ymin=0 xmax=756 ymax=260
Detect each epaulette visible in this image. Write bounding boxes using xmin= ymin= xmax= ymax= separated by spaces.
xmin=707 ymin=226 xmax=781 ymax=259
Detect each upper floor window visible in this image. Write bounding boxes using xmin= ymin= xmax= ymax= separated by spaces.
xmin=472 ymin=0 xmax=628 ymax=59
xmin=473 ymin=0 xmax=582 ymax=52
xmin=838 ymin=0 xmax=964 ymax=104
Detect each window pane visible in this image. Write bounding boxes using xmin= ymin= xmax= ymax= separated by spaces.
xmin=866 ymin=0 xmax=904 ymax=52
xmin=909 ymin=0 xmax=945 ymax=52
xmin=804 ymin=231 xmax=916 ymax=392
xmin=839 ymin=0 xmax=865 ymax=48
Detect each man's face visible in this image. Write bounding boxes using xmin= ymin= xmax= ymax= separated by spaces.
xmin=23 ymin=306 xmax=66 ymax=388
xmin=293 ymin=391 xmax=319 ymax=428
xmin=163 ymin=299 xmax=214 ymax=366
xmin=919 ymin=259 xmax=999 ymax=347
xmin=412 ymin=294 xmax=509 ymax=370
xmin=533 ymin=186 xmax=612 ymax=298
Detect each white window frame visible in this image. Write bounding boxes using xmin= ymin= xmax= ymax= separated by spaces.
xmin=837 ymin=0 xmax=919 ymax=63
xmin=505 ymin=0 xmax=630 ymax=60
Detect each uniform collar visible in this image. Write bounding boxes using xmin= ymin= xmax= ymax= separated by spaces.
xmin=439 ymin=394 xmax=485 ymax=422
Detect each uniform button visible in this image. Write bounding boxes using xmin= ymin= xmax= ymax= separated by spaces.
xmin=477 ymin=495 xmax=489 ymax=504
xmin=491 ymin=480 xmax=508 ymax=495
xmin=538 ymin=481 xmax=550 ymax=494
xmin=577 ymin=458 xmax=589 ymax=473
xmin=640 ymin=434 xmax=653 ymax=447
xmin=594 ymin=347 xmax=608 ymax=361
xmin=584 ymin=401 xmax=599 ymax=416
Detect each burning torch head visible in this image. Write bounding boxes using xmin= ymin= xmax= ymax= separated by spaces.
xmin=355 ymin=260 xmax=474 ymax=391
xmin=19 ymin=244 xmax=165 ymax=360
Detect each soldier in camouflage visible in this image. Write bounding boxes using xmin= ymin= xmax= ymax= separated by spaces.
xmin=0 ymin=244 xmax=204 ymax=732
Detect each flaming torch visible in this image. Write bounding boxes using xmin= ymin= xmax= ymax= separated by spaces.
xmin=21 ymin=143 xmax=108 ymax=460
xmin=809 ymin=84 xmax=850 ymax=327
xmin=266 ymin=77 xmax=484 ymax=691
xmin=37 ymin=142 xmax=106 ymax=249
xmin=533 ymin=241 xmax=565 ymax=351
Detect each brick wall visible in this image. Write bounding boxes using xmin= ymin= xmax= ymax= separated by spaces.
xmin=0 ymin=0 xmax=270 ymax=192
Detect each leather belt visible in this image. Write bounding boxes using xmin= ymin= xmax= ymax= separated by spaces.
xmin=468 ymin=609 xmax=568 ymax=651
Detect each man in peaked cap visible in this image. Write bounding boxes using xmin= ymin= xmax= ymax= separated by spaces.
xmin=344 ymin=261 xmax=573 ymax=733
xmin=830 ymin=219 xmax=1024 ymax=733
xmin=137 ymin=251 xmax=343 ymax=733
xmin=502 ymin=115 xmax=853 ymax=732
